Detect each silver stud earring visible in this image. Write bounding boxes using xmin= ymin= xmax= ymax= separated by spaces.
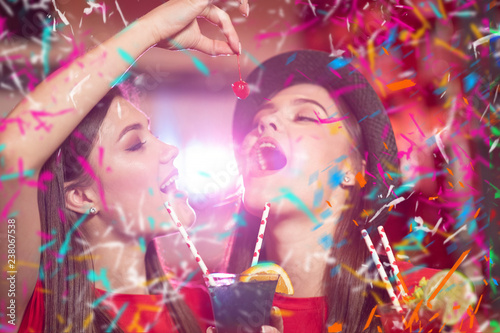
xmin=89 ymin=207 xmax=97 ymax=215
xmin=344 ymin=176 xmax=350 ymax=183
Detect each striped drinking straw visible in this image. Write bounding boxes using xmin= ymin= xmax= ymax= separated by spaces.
xmin=251 ymin=202 xmax=271 ymax=267
xmin=377 ymin=226 xmax=408 ymax=298
xmin=361 ymin=229 xmax=403 ymax=313
xmin=164 ymin=202 xmax=215 ymax=286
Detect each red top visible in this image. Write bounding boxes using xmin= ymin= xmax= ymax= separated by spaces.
xmin=19 ymin=279 xmax=213 ymax=332
xmin=272 ymin=261 xmax=480 ymax=332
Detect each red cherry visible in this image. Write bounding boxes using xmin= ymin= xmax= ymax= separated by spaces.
xmin=232 ymin=80 xmax=249 ymax=99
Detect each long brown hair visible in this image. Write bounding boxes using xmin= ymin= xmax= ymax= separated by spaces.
xmin=225 ymin=91 xmax=390 ymax=332
xmin=37 ymin=86 xmax=202 ymax=333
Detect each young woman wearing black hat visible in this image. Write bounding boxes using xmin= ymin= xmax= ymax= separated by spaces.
xmin=225 ymin=50 xmax=478 ymax=332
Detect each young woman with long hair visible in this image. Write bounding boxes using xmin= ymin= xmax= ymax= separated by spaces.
xmin=0 ymin=1 xmax=253 ymax=332
xmin=225 ymin=50 xmax=477 ymax=332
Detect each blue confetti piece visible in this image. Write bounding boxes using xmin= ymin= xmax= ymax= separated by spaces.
xmin=148 ymin=216 xmax=155 ymax=230
xmin=328 ymin=57 xmax=352 ymax=70
xmin=39 ymin=239 xmax=56 ymax=253
xmin=139 ymin=237 xmax=146 ymax=252
xmin=336 ymin=238 xmax=347 ymax=248
xmin=320 ymin=209 xmax=332 ymax=220
xmin=42 ymin=25 xmax=52 ymax=75
xmin=148 ymin=187 xmax=154 ymax=196
xmin=446 ymin=242 xmax=458 ymax=254
xmin=330 ymin=265 xmax=340 ymax=277
xmin=58 ymin=213 xmax=88 ymax=263
xmin=312 ymin=223 xmax=323 ymax=231
xmin=233 ymin=212 xmax=247 ymax=227
xmin=276 ymin=188 xmax=319 ymax=224
xmin=463 ymin=72 xmax=479 ymax=92
xmin=243 ymin=50 xmax=265 ymax=69
xmin=216 ymin=230 xmax=232 ymax=241
xmin=428 ymin=2 xmax=443 ymax=18
xmin=0 ymin=169 xmax=36 ymax=181
xmin=0 ymin=143 xmax=5 ymax=152
xmin=425 ymin=136 xmax=437 ymax=147
xmin=110 ymin=71 xmax=131 ymax=87
xmin=308 ymin=171 xmax=319 ymax=185
xmin=106 ymin=302 xmax=129 ymax=333
xmin=319 ymin=234 xmax=334 ymax=250
xmin=117 ymin=48 xmax=135 ymax=66
xmin=327 ymin=167 xmax=343 ymax=189
xmin=191 ymin=56 xmax=210 ymax=76
xmin=335 ymin=155 xmax=348 ymax=163
xmin=313 ymin=187 xmax=324 ymax=208
xmin=493 ymin=278 xmax=498 ymax=286
xmin=286 ymin=53 xmax=297 ymax=65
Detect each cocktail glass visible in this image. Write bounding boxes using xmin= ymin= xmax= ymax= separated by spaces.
xmin=378 ymin=304 xmax=444 ymax=332
xmin=204 ymin=273 xmax=279 ymax=333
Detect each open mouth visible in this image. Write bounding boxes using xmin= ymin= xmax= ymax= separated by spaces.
xmin=252 ymin=139 xmax=287 ymax=171
xmin=160 ymin=171 xmax=179 ymax=194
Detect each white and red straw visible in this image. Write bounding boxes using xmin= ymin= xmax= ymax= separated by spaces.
xmin=361 ymin=229 xmax=403 ymax=313
xmin=164 ymin=202 xmax=215 ymax=286
xmin=251 ymin=202 xmax=271 ymax=267
xmin=377 ymin=226 xmax=408 ymax=298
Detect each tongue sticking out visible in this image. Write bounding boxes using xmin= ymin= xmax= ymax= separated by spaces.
xmin=258 ymin=146 xmax=287 ymax=171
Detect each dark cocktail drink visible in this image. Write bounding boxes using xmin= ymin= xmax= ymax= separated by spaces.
xmin=205 ymin=273 xmax=279 ymax=333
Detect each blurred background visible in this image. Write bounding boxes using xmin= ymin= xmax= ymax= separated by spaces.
xmin=0 ymin=0 xmax=496 ymax=329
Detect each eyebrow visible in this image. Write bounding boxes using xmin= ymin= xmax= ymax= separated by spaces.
xmin=258 ymin=98 xmax=329 ymax=117
xmin=117 ymin=123 xmax=143 ymax=142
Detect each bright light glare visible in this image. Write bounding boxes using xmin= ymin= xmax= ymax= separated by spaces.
xmin=176 ymin=142 xmax=239 ymax=199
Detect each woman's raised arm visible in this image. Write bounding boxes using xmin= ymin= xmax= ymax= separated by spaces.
xmin=0 ymin=0 xmax=245 ymax=330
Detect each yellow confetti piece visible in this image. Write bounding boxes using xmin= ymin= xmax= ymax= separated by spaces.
xmin=383 ymin=142 xmax=388 ymax=149
xmin=429 ymin=196 xmax=438 ymax=200
xmin=386 ymin=173 xmax=393 ymax=180
xmin=83 ymin=313 xmax=94 ymax=329
xmin=435 ymin=38 xmax=470 ymax=60
xmin=446 ymin=168 xmax=454 ymax=176
xmin=353 ymin=220 xmax=359 ymax=226
xmin=474 ymin=208 xmax=481 ymax=219
xmin=448 ymin=181 xmax=454 ymax=188
xmin=381 ymin=46 xmax=389 ymax=55
xmin=459 ymin=181 xmax=465 ymax=188
xmin=470 ymin=23 xmax=483 ymax=39
xmin=437 ymin=0 xmax=447 ymax=19
xmin=463 ymin=97 xmax=469 ymax=105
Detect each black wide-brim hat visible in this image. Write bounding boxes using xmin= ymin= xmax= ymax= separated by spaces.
xmin=232 ymin=50 xmax=401 ymax=231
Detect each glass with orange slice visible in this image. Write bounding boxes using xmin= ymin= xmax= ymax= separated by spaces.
xmin=204 ymin=262 xmax=294 ymax=333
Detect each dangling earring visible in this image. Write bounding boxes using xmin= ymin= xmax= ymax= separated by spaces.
xmin=341 ymin=175 xmax=350 ymax=189
xmin=89 ymin=207 xmax=98 ymax=215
